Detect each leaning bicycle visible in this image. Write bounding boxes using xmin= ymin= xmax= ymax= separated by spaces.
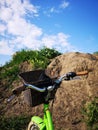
xmin=9 ymin=69 xmax=88 ymax=130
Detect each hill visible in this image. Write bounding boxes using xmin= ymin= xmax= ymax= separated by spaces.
xmin=0 ymin=51 xmax=98 ymax=130
xmin=46 ymin=52 xmax=98 ymax=130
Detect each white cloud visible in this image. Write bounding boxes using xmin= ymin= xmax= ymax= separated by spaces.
xmin=0 ymin=7 xmax=12 ymax=22
xmin=0 ymin=24 xmax=6 ymax=33
xmin=0 ymin=0 xmax=76 ymax=57
xmin=0 ymin=0 xmax=38 ymax=22
xmin=60 ymin=1 xmax=70 ymax=9
xmin=42 ymin=33 xmax=76 ymax=53
xmin=49 ymin=7 xmax=59 ymax=14
xmin=43 ymin=0 xmax=70 ymax=16
xmin=0 ymin=41 xmax=13 ymax=55
xmin=7 ymin=15 xmax=42 ymax=37
xmin=0 ymin=0 xmax=41 ymax=55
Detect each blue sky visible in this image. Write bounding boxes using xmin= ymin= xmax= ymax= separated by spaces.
xmin=0 ymin=0 xmax=98 ymax=66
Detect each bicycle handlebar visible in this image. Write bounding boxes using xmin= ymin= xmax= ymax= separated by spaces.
xmin=8 ymin=85 xmax=25 ymax=102
xmin=76 ymin=70 xmax=88 ymax=76
xmin=24 ymin=83 xmax=46 ymax=92
xmin=12 ymin=70 xmax=89 ymax=95
xmin=55 ymin=70 xmax=88 ymax=83
xmin=13 ymin=85 xmax=25 ymax=95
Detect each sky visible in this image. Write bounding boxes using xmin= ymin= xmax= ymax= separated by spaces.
xmin=0 ymin=0 xmax=98 ymax=66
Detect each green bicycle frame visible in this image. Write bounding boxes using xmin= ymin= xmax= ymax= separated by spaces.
xmin=44 ymin=103 xmax=54 ymax=130
xmin=31 ymin=103 xmax=54 ymax=130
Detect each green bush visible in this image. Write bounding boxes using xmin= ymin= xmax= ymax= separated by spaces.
xmin=4 ymin=47 xmax=61 ymax=68
xmin=0 ymin=115 xmax=31 ymax=130
xmin=39 ymin=47 xmax=61 ymax=59
xmin=0 ymin=65 xmax=19 ymax=87
xmin=82 ymin=97 xmax=98 ymax=130
xmin=0 ymin=47 xmax=61 ymax=88
xmin=93 ymin=52 xmax=98 ymax=55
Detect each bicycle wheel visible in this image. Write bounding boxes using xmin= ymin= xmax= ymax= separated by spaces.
xmin=27 ymin=121 xmax=40 ymax=130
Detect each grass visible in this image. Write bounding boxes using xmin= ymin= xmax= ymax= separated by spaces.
xmin=82 ymin=97 xmax=98 ymax=130
xmin=0 ymin=115 xmax=31 ymax=130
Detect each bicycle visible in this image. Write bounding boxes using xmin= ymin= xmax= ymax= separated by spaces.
xmin=8 ymin=69 xmax=88 ymax=130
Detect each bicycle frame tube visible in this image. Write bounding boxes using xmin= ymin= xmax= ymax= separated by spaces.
xmin=44 ymin=103 xmax=54 ymax=130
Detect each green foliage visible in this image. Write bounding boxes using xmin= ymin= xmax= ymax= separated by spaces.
xmin=0 ymin=47 xmax=61 ymax=88
xmin=2 ymin=66 xmax=19 ymax=79
xmin=0 ymin=65 xmax=19 ymax=87
xmin=4 ymin=49 xmax=38 ymax=67
xmin=0 ymin=115 xmax=31 ymax=130
xmin=4 ymin=47 xmax=61 ymax=68
xmin=39 ymin=47 xmax=61 ymax=59
xmin=93 ymin=52 xmax=98 ymax=55
xmin=82 ymin=97 xmax=98 ymax=130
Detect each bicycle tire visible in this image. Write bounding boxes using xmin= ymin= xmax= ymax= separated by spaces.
xmin=27 ymin=121 xmax=40 ymax=130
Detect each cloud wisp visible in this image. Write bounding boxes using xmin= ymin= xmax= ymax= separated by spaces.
xmin=43 ymin=0 xmax=70 ymax=16
xmin=60 ymin=1 xmax=70 ymax=9
xmin=0 ymin=0 xmax=76 ymax=56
